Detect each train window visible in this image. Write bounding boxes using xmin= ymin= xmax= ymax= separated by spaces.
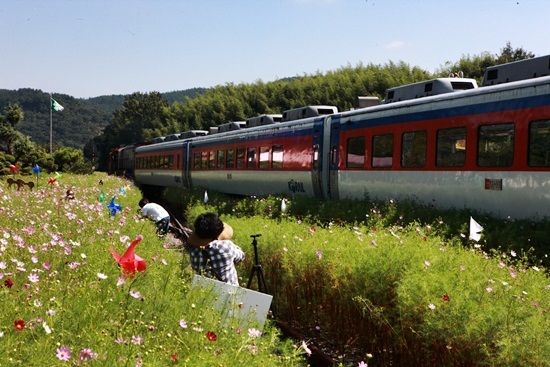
xmin=346 ymin=136 xmax=366 ymax=168
xmin=272 ymin=145 xmax=283 ymax=169
xmin=477 ymin=123 xmax=514 ymax=167
xmin=236 ymin=148 xmax=245 ymax=169
xmin=528 ymin=119 xmax=550 ymax=167
xmin=193 ymin=152 xmax=201 ymax=169
xmin=217 ymin=150 xmax=225 ymax=169
xmin=226 ymin=149 xmax=235 ymax=169
xmin=169 ymin=155 xmax=174 ymax=169
xmin=208 ymin=151 xmax=216 ymax=169
xmin=259 ymin=146 xmax=270 ymax=169
xmin=201 ymin=152 xmax=208 ymax=169
xmin=402 ymin=131 xmax=427 ymax=168
xmin=436 ymin=128 xmax=466 ymax=167
xmin=247 ymin=147 xmax=256 ymax=169
xmin=372 ymin=134 xmax=393 ymax=167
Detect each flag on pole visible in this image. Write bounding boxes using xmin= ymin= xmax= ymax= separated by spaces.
xmin=52 ymin=98 xmax=64 ymax=111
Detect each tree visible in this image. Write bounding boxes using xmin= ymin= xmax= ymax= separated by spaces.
xmin=496 ymin=42 xmax=535 ymax=64
xmin=0 ymin=103 xmax=24 ymax=155
xmin=53 ymin=146 xmax=85 ymax=172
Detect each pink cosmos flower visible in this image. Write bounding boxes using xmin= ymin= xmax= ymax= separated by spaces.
xmin=129 ymin=290 xmax=141 ymax=298
xmin=56 ymin=346 xmax=71 ymax=361
xmin=248 ymin=328 xmax=262 ymax=338
xmin=28 ymin=273 xmax=39 ymax=283
xmin=79 ymin=348 xmax=96 ymax=361
xmin=179 ymin=319 xmax=188 ymax=328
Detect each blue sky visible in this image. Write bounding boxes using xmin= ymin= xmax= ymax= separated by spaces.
xmin=1 ymin=0 xmax=549 ymax=99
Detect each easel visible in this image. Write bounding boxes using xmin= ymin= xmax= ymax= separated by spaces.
xmin=246 ymin=234 xmax=269 ymax=295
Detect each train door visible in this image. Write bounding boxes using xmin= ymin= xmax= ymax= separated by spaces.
xmin=328 ymin=115 xmax=341 ymax=199
xmin=311 ymin=116 xmax=336 ymax=199
xmin=182 ymin=142 xmax=192 ymax=188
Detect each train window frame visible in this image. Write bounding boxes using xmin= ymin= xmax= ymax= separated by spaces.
xmin=346 ymin=136 xmax=366 ymax=168
xmin=208 ymin=151 xmax=216 ymax=169
xmin=259 ymin=146 xmax=270 ymax=169
xmin=169 ymin=155 xmax=174 ymax=169
xmin=436 ymin=127 xmax=466 ymax=167
xmin=217 ymin=149 xmax=225 ymax=169
xmin=226 ymin=149 xmax=235 ymax=169
xmin=477 ymin=123 xmax=514 ymax=167
xmin=528 ymin=119 xmax=550 ymax=167
xmin=272 ymin=144 xmax=283 ymax=169
xmin=201 ymin=151 xmax=208 ymax=169
xmin=236 ymin=148 xmax=245 ymax=169
xmin=372 ymin=134 xmax=394 ymax=168
xmin=401 ymin=130 xmax=427 ymax=168
xmin=193 ymin=152 xmax=201 ymax=169
xmin=247 ymin=147 xmax=256 ymax=169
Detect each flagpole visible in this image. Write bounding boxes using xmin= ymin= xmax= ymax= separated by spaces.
xmin=49 ymin=93 xmax=53 ymax=157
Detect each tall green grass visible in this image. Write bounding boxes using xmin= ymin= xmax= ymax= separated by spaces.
xmin=0 ymin=174 xmax=305 ymax=366
xmin=174 ymin=189 xmax=549 ymax=367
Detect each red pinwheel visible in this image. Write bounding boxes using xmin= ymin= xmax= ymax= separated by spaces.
xmin=9 ymin=164 xmax=18 ymax=173
xmin=48 ymin=177 xmax=57 ymax=186
xmin=110 ymin=235 xmax=146 ymax=277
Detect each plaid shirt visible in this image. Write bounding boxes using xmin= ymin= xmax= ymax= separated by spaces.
xmin=185 ymin=240 xmax=245 ymax=286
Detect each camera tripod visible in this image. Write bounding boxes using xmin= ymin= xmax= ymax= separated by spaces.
xmin=246 ymin=234 xmax=269 ymax=295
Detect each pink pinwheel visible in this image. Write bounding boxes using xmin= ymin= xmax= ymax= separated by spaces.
xmin=110 ymin=235 xmax=146 ymax=277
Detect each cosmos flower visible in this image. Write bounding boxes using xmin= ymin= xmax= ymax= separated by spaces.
xmin=442 ymin=293 xmax=450 ymax=302
xmin=79 ymin=348 xmax=97 ymax=361
xmin=28 ymin=273 xmax=39 ymax=283
xmin=179 ymin=319 xmax=187 ymax=328
xmin=56 ymin=346 xmax=71 ymax=361
xmin=14 ymin=319 xmax=25 ymax=331
xmin=248 ymin=328 xmax=262 ymax=338
xmin=206 ymin=331 xmax=217 ymax=341
xmin=3 ymin=278 xmax=13 ymax=288
xmin=129 ymin=290 xmax=141 ymax=298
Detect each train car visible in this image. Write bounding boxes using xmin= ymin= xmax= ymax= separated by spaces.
xmin=333 ymin=60 xmax=550 ymax=219
xmin=128 ymin=56 xmax=550 ymax=220
xmin=187 ymin=115 xmax=331 ymax=197
xmin=108 ymin=145 xmax=136 ymax=177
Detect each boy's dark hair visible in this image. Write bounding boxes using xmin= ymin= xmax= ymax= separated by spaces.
xmin=194 ymin=212 xmax=224 ymax=240
xmin=138 ymin=198 xmax=149 ymax=208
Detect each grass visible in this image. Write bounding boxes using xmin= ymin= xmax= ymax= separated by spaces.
xmin=2 ymin=173 xmax=548 ymax=367
xmin=0 ymin=173 xmax=306 ymax=366
xmin=170 ymin=188 xmax=550 ymax=367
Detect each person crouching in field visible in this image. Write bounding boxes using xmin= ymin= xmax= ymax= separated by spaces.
xmin=138 ymin=198 xmax=171 ymax=238
xmin=184 ymin=212 xmax=245 ymax=286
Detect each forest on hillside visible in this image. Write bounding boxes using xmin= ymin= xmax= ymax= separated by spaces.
xmin=0 ymin=43 xmax=534 ymax=172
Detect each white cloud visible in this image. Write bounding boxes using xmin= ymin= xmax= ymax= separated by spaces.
xmin=384 ymin=41 xmax=406 ymax=50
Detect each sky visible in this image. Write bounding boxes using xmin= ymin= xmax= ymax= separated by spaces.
xmin=1 ymin=0 xmax=549 ymax=99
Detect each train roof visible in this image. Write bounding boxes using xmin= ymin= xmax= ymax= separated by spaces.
xmin=482 ymin=54 xmax=550 ymax=86
xmin=246 ymin=114 xmax=283 ymax=128
xmin=382 ymin=77 xmax=478 ymax=104
xmin=282 ymin=105 xmax=338 ymax=122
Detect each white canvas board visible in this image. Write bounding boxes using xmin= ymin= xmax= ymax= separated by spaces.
xmin=191 ymin=275 xmax=273 ymax=330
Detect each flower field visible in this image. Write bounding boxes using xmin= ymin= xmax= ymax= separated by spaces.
xmin=2 ymin=171 xmax=548 ymax=367
xmin=0 ymin=173 xmax=305 ymax=366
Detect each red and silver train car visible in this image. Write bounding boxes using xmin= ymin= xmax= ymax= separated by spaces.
xmin=132 ymin=56 xmax=550 ymax=219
